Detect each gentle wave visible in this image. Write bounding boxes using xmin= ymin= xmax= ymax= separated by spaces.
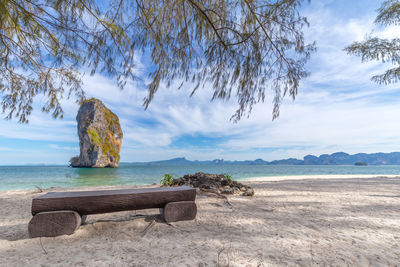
xmin=1 ymin=164 xmax=400 ymax=191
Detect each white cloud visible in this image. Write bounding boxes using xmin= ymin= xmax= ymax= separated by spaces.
xmin=0 ymin=147 xmax=14 ymax=152
xmin=0 ymin=116 xmax=77 ymax=142
xmin=48 ymin=144 xmax=79 ymax=151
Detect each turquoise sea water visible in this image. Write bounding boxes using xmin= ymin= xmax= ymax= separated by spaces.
xmin=1 ymin=164 xmax=400 ymax=191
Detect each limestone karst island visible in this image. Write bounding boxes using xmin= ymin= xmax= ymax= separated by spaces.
xmin=70 ymin=98 xmax=123 ymax=168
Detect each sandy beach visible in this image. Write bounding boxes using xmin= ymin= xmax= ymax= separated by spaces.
xmin=1 ymin=176 xmax=400 ymax=266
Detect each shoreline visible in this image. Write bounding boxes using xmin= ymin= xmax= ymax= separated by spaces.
xmin=1 ymin=174 xmax=399 ymax=195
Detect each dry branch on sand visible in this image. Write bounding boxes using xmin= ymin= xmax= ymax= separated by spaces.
xmin=170 ymin=172 xmax=255 ymax=196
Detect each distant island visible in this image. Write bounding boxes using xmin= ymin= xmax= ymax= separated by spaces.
xmin=354 ymin=162 xmax=368 ymax=166
xmin=127 ymin=152 xmax=400 ymax=166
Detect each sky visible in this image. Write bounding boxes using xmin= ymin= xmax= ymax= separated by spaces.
xmin=1 ymin=0 xmax=400 ymax=165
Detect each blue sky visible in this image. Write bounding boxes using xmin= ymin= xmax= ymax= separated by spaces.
xmin=1 ymin=0 xmax=400 ymax=165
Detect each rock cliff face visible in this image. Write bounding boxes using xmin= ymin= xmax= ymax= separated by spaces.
xmin=70 ymin=98 xmax=123 ymax=168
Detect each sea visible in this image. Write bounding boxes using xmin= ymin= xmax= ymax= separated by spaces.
xmin=1 ymin=163 xmax=400 ymax=191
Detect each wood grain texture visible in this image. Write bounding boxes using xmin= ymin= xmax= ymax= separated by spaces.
xmin=31 ymin=186 xmax=196 ymax=216
xmin=162 ymin=201 xmax=197 ymax=223
xmin=28 ymin=210 xmax=81 ymax=238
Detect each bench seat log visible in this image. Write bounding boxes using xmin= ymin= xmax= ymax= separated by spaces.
xmin=31 ymin=186 xmax=196 ymax=216
xmin=29 ymin=186 xmax=197 ymax=238
xmin=28 ymin=210 xmax=81 ymax=238
xmin=161 ymin=201 xmax=197 ymax=223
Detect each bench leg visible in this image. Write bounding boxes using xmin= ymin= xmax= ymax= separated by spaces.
xmin=161 ymin=201 xmax=197 ymax=223
xmin=28 ymin=210 xmax=82 ymax=238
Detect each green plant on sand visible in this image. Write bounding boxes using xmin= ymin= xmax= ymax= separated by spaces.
xmin=160 ymin=174 xmax=174 ymax=186
xmin=223 ymin=173 xmax=233 ymax=180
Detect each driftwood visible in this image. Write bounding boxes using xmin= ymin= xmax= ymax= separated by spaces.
xmin=34 ymin=185 xmax=43 ymax=193
xmin=199 ymin=188 xmax=233 ymax=207
xmin=141 ymin=220 xmax=157 ymax=237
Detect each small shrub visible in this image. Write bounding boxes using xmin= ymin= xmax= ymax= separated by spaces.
xmin=160 ymin=174 xmax=174 ymax=186
xmin=223 ymin=173 xmax=233 ymax=180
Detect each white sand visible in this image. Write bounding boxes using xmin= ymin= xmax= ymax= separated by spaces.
xmin=245 ymin=174 xmax=400 ymax=181
xmin=1 ymin=176 xmax=400 ymax=266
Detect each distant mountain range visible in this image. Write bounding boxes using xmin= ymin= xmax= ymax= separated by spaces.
xmin=127 ymin=152 xmax=400 ymax=165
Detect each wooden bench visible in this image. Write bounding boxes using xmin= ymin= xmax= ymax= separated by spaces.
xmin=29 ymin=186 xmax=197 ymax=238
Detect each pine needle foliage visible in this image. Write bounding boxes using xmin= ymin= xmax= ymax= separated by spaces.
xmin=0 ymin=0 xmax=315 ymax=122
xmin=345 ymin=0 xmax=400 ymax=85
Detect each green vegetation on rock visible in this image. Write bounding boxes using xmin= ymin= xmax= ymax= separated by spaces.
xmin=104 ymin=109 xmax=120 ymax=133
xmin=87 ymin=128 xmax=101 ymax=145
xmin=87 ymin=127 xmax=120 ymax=162
xmin=223 ymin=173 xmax=233 ymax=180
